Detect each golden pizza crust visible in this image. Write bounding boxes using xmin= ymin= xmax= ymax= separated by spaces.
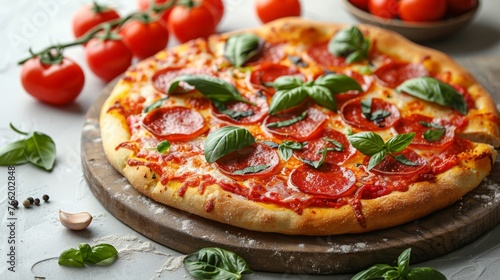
xmin=100 ymin=18 xmax=499 ymax=235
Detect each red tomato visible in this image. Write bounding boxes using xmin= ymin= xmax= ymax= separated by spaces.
xmin=255 ymin=0 xmax=301 ymax=24
xmin=399 ymin=0 xmax=447 ymax=22
xmin=167 ymin=1 xmax=217 ymax=43
xmin=72 ymin=3 xmax=120 ymax=38
xmin=447 ymin=0 xmax=477 ymax=16
xmin=120 ymin=19 xmax=169 ymax=59
xmin=137 ymin=0 xmax=174 ymax=26
xmin=205 ymin=0 xmax=225 ymax=24
xmin=368 ymin=0 xmax=399 ymax=19
xmin=21 ymin=57 xmax=84 ymax=105
xmin=349 ymin=0 xmax=369 ymax=11
xmin=85 ymin=36 xmax=133 ymax=82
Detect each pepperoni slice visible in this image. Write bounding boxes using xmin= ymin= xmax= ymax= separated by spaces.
xmin=394 ymin=114 xmax=455 ymax=149
xmin=294 ymin=129 xmax=356 ymax=164
xmin=152 ymin=67 xmax=212 ymax=94
xmin=306 ymin=40 xmax=346 ymax=69
xmin=264 ymin=107 xmax=327 ymax=141
xmin=341 ymin=98 xmax=400 ymax=130
xmin=249 ymin=63 xmax=303 ymax=95
xmin=211 ymin=96 xmax=269 ymax=125
xmin=335 ymin=69 xmax=374 ymax=102
xmin=247 ymin=42 xmax=286 ymax=66
xmin=214 ymin=143 xmax=280 ymax=179
xmin=374 ymin=61 xmax=429 ymax=88
xmin=142 ymin=106 xmax=207 ymax=141
xmin=429 ymin=138 xmax=474 ymax=174
xmin=366 ymin=149 xmax=428 ymax=176
xmin=289 ymin=163 xmax=356 ymax=197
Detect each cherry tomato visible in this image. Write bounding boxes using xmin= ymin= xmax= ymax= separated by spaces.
xmin=399 ymin=0 xmax=447 ymax=22
xmin=137 ymin=0 xmax=175 ymax=26
xmin=120 ymin=19 xmax=169 ymax=59
xmin=349 ymin=0 xmax=369 ymax=11
xmin=85 ymin=36 xmax=133 ymax=82
xmin=167 ymin=1 xmax=217 ymax=43
xmin=72 ymin=2 xmax=120 ymax=38
xmin=255 ymin=0 xmax=301 ymax=24
xmin=447 ymin=0 xmax=478 ymax=16
xmin=368 ymin=0 xmax=399 ymax=19
xmin=21 ymin=57 xmax=84 ymax=106
xmin=205 ymin=0 xmax=225 ymax=24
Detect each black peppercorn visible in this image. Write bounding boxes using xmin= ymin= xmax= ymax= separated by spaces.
xmin=27 ymin=197 xmax=34 ymax=204
xmin=11 ymin=200 xmax=19 ymax=208
xmin=42 ymin=194 xmax=50 ymax=202
xmin=34 ymin=198 xmax=40 ymax=205
xmin=23 ymin=200 xmax=31 ymax=208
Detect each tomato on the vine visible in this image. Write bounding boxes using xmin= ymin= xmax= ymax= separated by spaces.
xmin=349 ymin=0 xmax=369 ymax=11
xmin=255 ymin=0 xmax=301 ymax=24
xmin=205 ymin=0 xmax=224 ymax=24
xmin=368 ymin=0 xmax=399 ymax=19
xmin=21 ymin=56 xmax=85 ymax=106
xmin=167 ymin=0 xmax=217 ymax=43
xmin=120 ymin=18 xmax=169 ymax=59
xmin=447 ymin=0 xmax=478 ymax=16
xmin=399 ymin=0 xmax=447 ymax=22
xmin=72 ymin=2 xmax=120 ymax=38
xmin=137 ymin=0 xmax=175 ymax=26
xmin=85 ymin=36 xmax=133 ymax=82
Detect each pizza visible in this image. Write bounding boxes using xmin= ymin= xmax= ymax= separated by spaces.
xmin=99 ymin=18 xmax=499 ymax=235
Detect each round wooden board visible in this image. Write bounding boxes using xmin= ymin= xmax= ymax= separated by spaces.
xmin=82 ymin=74 xmax=500 ymax=275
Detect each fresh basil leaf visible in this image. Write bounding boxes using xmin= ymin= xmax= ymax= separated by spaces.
xmin=268 ymin=87 xmax=308 ymax=115
xmin=314 ymin=74 xmax=362 ymax=94
xmin=78 ymin=243 xmax=92 ymax=262
xmin=212 ymin=100 xmax=254 ymax=120
xmin=407 ymin=267 xmax=447 ymax=280
xmin=306 ymin=85 xmax=337 ymax=111
xmin=58 ymin=248 xmax=85 ymax=268
xmin=23 ymin=131 xmax=56 ymax=171
xmin=392 ymin=154 xmax=419 ymax=166
xmin=271 ymin=75 xmax=304 ymax=91
xmin=396 ymin=77 xmax=467 ymax=115
xmin=383 ymin=269 xmax=401 ymax=280
xmin=424 ymin=129 xmax=446 ymax=142
xmin=419 ymin=121 xmax=444 ymax=129
xmin=144 ymin=97 xmax=168 ymax=113
xmin=266 ymin=111 xmax=307 ymax=128
xmin=385 ymin=133 xmax=415 ymax=153
xmin=0 ymin=140 xmax=29 ymax=166
xmin=157 ymin=140 xmax=171 ymax=154
xmin=183 ymin=247 xmax=252 ymax=280
xmin=232 ymin=164 xmax=269 ymax=175
xmin=204 ymin=126 xmax=256 ymax=163
xmin=168 ymin=74 xmax=250 ymax=104
xmin=361 ymin=99 xmax=372 ymax=117
xmin=278 ymin=140 xmax=306 ymax=161
xmin=368 ymin=150 xmax=387 ymax=170
xmin=328 ymin=26 xmax=369 ymax=64
xmin=351 ymin=264 xmax=394 ymax=280
xmin=323 ymin=137 xmax=344 ymax=152
xmin=260 ymin=140 xmax=279 ymax=148
xmin=300 ymin=147 xmax=328 ymax=168
xmin=397 ymin=248 xmax=411 ymax=277
xmin=224 ymin=33 xmax=261 ymax=67
xmin=361 ymin=99 xmax=390 ymax=122
xmin=347 ymin=132 xmax=385 ymax=156
xmin=86 ymin=243 xmax=118 ymax=266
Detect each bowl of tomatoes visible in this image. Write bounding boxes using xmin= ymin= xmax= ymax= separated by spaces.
xmin=342 ymin=0 xmax=479 ymax=42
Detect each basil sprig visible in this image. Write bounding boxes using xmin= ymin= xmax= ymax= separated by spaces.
xmin=204 ymin=126 xmax=256 ymax=163
xmin=396 ymin=77 xmax=467 ymax=115
xmin=278 ymin=140 xmax=307 ymax=161
xmin=268 ymin=73 xmax=361 ymax=114
xmin=168 ymin=74 xmax=251 ymax=104
xmin=328 ymin=25 xmax=370 ymax=64
xmin=352 ymin=248 xmax=446 ymax=280
xmin=0 ymin=123 xmax=56 ymax=171
xmin=224 ymin=33 xmax=262 ymax=67
xmin=58 ymin=243 xmax=118 ymax=268
xmin=183 ymin=247 xmax=252 ymax=280
xmin=348 ymin=132 xmax=417 ymax=170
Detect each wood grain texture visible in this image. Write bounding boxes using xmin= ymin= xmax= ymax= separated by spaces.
xmin=81 ymin=56 xmax=500 ymax=274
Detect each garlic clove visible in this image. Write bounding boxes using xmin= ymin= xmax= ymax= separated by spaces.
xmin=59 ymin=210 xmax=93 ymax=230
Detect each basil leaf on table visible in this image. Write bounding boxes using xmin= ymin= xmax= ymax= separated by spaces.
xmin=204 ymin=126 xmax=256 ymax=163
xmin=407 ymin=267 xmax=447 ymax=280
xmin=183 ymin=247 xmax=252 ymax=280
xmin=396 ymin=77 xmax=467 ymax=115
xmin=168 ymin=74 xmax=251 ymax=104
xmin=224 ymin=33 xmax=261 ymax=67
xmin=58 ymin=248 xmax=85 ymax=268
xmin=328 ymin=25 xmax=370 ymax=64
xmin=58 ymin=243 xmax=118 ymax=268
xmin=0 ymin=140 xmax=29 ymax=165
xmin=86 ymin=243 xmax=119 ymax=266
xmin=351 ymin=264 xmax=394 ymax=280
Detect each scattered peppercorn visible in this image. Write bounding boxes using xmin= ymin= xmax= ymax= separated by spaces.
xmin=11 ymin=200 xmax=19 ymax=208
xmin=34 ymin=198 xmax=41 ymax=205
xmin=27 ymin=197 xmax=34 ymax=204
xmin=42 ymin=194 xmax=50 ymax=202
xmin=23 ymin=200 xmax=31 ymax=208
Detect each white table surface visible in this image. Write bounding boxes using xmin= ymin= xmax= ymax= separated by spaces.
xmin=1 ymin=0 xmax=500 ymax=279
